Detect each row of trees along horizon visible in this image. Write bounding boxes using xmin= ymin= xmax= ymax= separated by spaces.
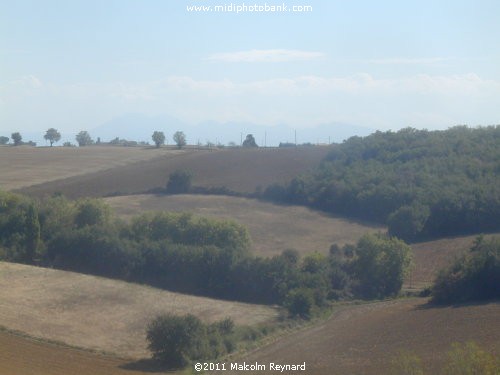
xmin=1 ymin=129 xmax=262 ymax=148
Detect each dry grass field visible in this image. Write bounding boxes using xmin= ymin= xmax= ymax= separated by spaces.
xmin=0 ymin=261 xmax=278 ymax=359
xmin=106 ymin=194 xmax=383 ymax=257
xmin=16 ymin=146 xmax=330 ymax=198
xmin=0 ymin=145 xmax=178 ymax=191
xmin=221 ymin=298 xmax=500 ymax=375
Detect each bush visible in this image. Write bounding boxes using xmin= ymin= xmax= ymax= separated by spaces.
xmin=284 ymin=288 xmax=315 ymax=318
xmin=146 ymin=314 xmax=235 ymax=367
xmin=432 ymin=236 xmax=500 ymax=304
xmin=166 ymin=170 xmax=192 ymax=194
xmin=442 ymin=341 xmax=499 ymax=375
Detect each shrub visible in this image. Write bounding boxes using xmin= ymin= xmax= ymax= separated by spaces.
xmin=146 ymin=314 xmax=235 ymax=367
xmin=284 ymin=288 xmax=315 ymax=318
xmin=166 ymin=169 xmax=192 ymax=194
xmin=442 ymin=341 xmax=499 ymax=375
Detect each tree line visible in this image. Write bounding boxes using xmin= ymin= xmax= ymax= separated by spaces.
xmin=0 ymin=191 xmax=414 ymax=315
xmin=261 ymin=126 xmax=500 ymax=242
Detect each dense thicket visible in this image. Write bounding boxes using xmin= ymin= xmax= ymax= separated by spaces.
xmin=432 ymin=236 xmax=500 ymax=304
xmin=0 ymin=192 xmax=413 ymax=313
xmin=263 ymin=126 xmax=500 ymax=241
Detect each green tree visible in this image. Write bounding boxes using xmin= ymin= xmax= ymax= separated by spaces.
xmin=44 ymin=128 xmax=61 ymax=147
xmin=242 ymin=134 xmax=258 ymax=147
xmin=352 ymin=233 xmax=413 ymax=298
xmin=173 ymin=131 xmax=186 ymax=149
xmin=146 ymin=314 xmax=206 ymax=366
xmin=11 ymin=132 xmax=22 ymax=146
xmin=284 ymin=288 xmax=315 ymax=318
xmin=24 ymin=203 xmax=41 ymax=262
xmin=152 ymin=131 xmax=165 ymax=148
xmin=0 ymin=136 xmax=9 ymax=145
xmin=74 ymin=199 xmax=111 ymax=228
xmin=387 ymin=205 xmax=430 ymax=242
xmin=166 ymin=169 xmax=192 ymax=194
xmin=75 ymin=131 xmax=93 ymax=147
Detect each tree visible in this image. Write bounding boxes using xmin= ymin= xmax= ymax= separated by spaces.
xmin=166 ymin=170 xmax=192 ymax=194
xmin=0 ymin=136 xmax=9 ymax=145
xmin=75 ymin=131 xmax=93 ymax=147
xmin=242 ymin=134 xmax=258 ymax=147
xmin=152 ymin=131 xmax=166 ymax=148
xmin=173 ymin=131 xmax=186 ymax=149
xmin=44 ymin=128 xmax=61 ymax=147
xmin=352 ymin=233 xmax=413 ymax=298
xmin=11 ymin=132 xmax=22 ymax=146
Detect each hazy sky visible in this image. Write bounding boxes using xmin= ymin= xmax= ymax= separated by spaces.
xmin=1 ymin=0 xmax=499 ymax=137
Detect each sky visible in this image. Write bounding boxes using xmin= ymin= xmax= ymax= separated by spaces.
xmin=1 ymin=0 xmax=499 ymax=144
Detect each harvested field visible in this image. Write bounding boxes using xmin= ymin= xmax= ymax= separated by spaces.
xmin=0 ymin=330 xmax=150 ymax=375
xmin=0 ymin=145 xmax=176 ymax=191
xmin=16 ymin=146 xmax=329 ymax=198
xmin=106 ymin=194 xmax=383 ymax=257
xmin=222 ymin=298 xmax=500 ymax=375
xmin=0 ymin=262 xmax=278 ymax=359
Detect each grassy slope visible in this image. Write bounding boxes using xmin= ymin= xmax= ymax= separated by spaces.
xmin=15 ymin=146 xmax=330 ymax=198
xmin=0 ymin=145 xmax=177 ymax=191
xmin=0 ymin=262 xmax=278 ymax=359
xmin=221 ymin=298 xmax=500 ymax=375
xmin=106 ymin=194 xmax=383 ymax=257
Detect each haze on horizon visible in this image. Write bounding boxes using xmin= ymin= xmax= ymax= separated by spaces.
xmin=1 ymin=1 xmax=499 ymax=143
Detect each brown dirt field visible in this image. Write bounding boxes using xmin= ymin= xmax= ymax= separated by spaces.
xmin=221 ymin=298 xmax=500 ymax=375
xmin=405 ymin=234 xmax=499 ymax=289
xmin=105 ymin=194 xmax=383 ymax=257
xmin=0 ymin=330 xmax=151 ymax=375
xmin=0 ymin=145 xmax=177 ymax=191
xmin=0 ymin=261 xmax=278 ymax=359
xmin=16 ymin=146 xmax=330 ymax=199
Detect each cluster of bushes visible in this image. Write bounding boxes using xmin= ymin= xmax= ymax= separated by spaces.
xmin=432 ymin=236 xmax=499 ymax=304
xmin=0 ymin=191 xmax=415 ymax=316
xmin=261 ymin=126 xmax=500 ymax=242
xmin=147 ymin=314 xmax=235 ymax=367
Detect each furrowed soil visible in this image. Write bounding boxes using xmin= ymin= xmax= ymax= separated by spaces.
xmin=0 ymin=262 xmax=278 ymax=359
xmin=106 ymin=194 xmax=383 ymax=257
xmin=221 ymin=298 xmax=500 ymax=375
xmin=14 ymin=146 xmax=329 ymax=198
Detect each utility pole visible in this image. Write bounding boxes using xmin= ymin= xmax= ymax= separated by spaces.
xmin=294 ymin=129 xmax=297 ymax=146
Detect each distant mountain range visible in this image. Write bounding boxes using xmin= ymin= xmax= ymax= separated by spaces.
xmin=90 ymin=113 xmax=375 ymax=146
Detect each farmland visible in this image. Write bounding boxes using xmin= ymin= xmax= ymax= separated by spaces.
xmin=106 ymin=194 xmax=383 ymax=257
xmin=0 ymin=261 xmax=278 ymax=359
xmin=0 ymin=145 xmax=175 ymax=191
xmin=0 ymin=144 xmax=498 ymax=375
xmin=221 ymin=298 xmax=500 ymax=375
xmin=14 ymin=146 xmax=329 ymax=198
